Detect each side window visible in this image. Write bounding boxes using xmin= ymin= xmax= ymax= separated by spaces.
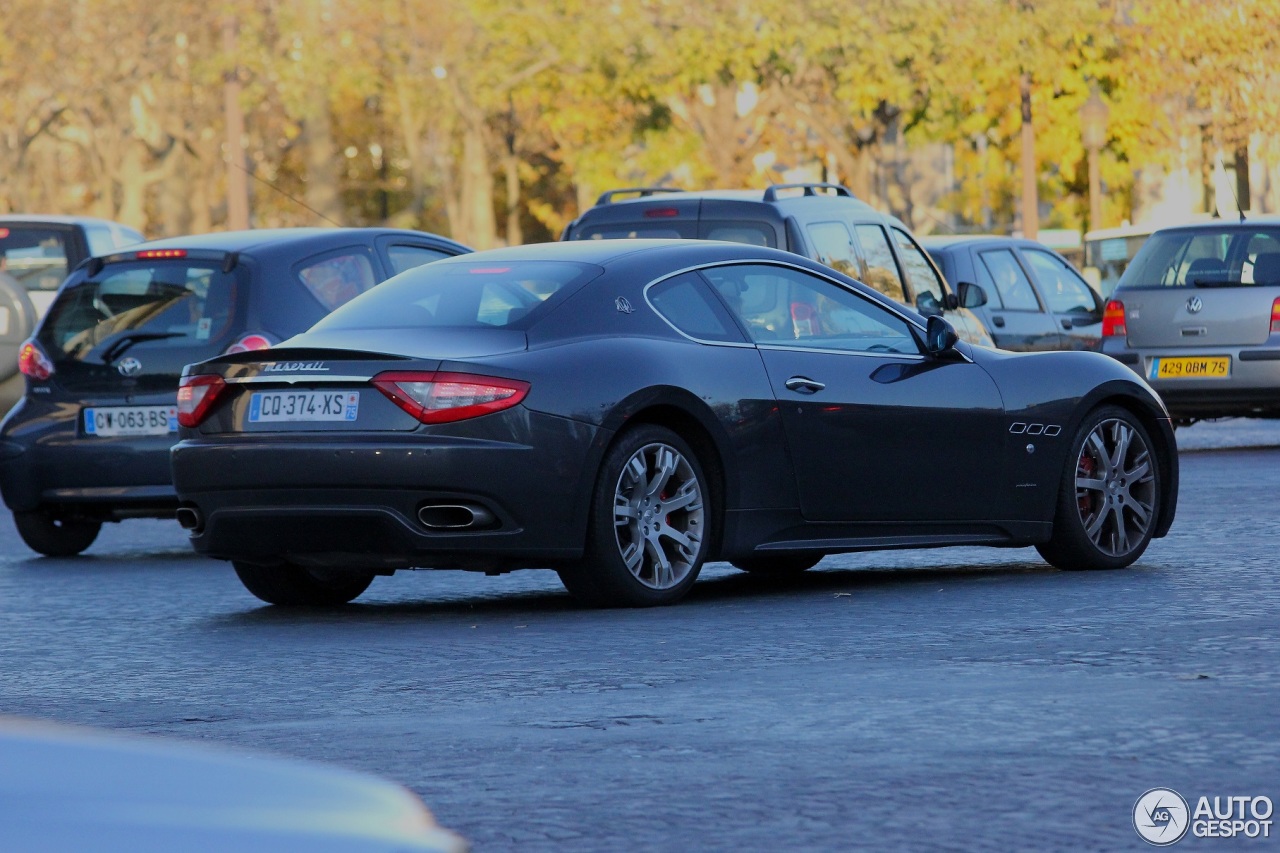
xmin=297 ymin=251 xmax=377 ymax=312
xmin=700 ymin=263 xmax=920 ymax=355
xmin=648 ymin=272 xmax=746 ymax=343
xmin=890 ymin=227 xmax=945 ymax=311
xmin=852 ymin=224 xmax=906 ymax=303
xmin=701 ymin=221 xmax=777 ymax=248
xmin=806 ymin=221 xmax=863 ymax=279
xmin=1023 ymin=249 xmax=1098 ymax=314
xmin=979 ymin=249 xmax=1041 ymax=311
xmin=386 ymin=244 xmax=451 ymax=276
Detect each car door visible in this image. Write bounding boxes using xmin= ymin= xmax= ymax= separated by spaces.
xmin=1021 ymin=247 xmax=1104 ymax=350
xmin=699 ymin=262 xmax=1006 ymax=524
xmin=975 ymin=248 xmax=1063 ymax=350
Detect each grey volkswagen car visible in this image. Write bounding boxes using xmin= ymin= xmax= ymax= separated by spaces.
xmin=1100 ymin=219 xmax=1280 ymax=422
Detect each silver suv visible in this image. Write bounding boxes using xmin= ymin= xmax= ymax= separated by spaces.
xmin=1100 ymin=219 xmax=1280 ymax=422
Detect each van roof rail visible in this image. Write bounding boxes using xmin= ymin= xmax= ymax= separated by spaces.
xmin=762 ymin=183 xmax=855 ymax=202
xmin=594 ymin=187 xmax=682 ymax=206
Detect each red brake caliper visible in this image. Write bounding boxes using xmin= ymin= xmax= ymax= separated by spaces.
xmin=1077 ymin=454 xmax=1097 ymax=515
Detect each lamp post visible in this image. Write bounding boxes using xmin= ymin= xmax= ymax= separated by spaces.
xmin=1080 ymin=86 xmax=1110 ymax=233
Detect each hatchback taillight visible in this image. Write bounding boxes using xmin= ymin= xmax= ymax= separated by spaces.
xmin=18 ymin=340 xmax=53 ymax=380
xmin=177 ymin=374 xmax=229 ymax=428
xmin=225 ymin=333 xmax=274 ymax=355
xmin=1102 ymin=299 xmax=1127 ymax=338
xmin=1271 ymin=298 xmax=1280 ymax=335
xmin=372 ymin=371 xmax=530 ymax=424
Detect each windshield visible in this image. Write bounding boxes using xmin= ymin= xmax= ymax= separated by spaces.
xmin=39 ymin=260 xmax=238 ymax=363
xmin=1117 ymin=226 xmax=1280 ymax=289
xmin=312 ymin=260 xmax=601 ymax=331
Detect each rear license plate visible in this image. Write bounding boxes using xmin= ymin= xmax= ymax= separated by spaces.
xmin=248 ymin=391 xmax=360 ymax=423
xmin=1148 ymin=356 xmax=1231 ymax=380
xmin=83 ymin=406 xmax=178 ymax=437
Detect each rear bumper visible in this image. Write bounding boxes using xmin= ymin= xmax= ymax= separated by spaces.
xmin=0 ymin=400 xmax=179 ymax=514
xmin=1102 ymin=344 xmax=1280 ymax=418
xmin=172 ymin=414 xmax=603 ymax=569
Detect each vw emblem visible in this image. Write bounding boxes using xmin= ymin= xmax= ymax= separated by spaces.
xmin=117 ymin=356 xmax=143 ymax=377
xmin=615 ymin=296 xmax=634 ymax=314
xmin=1186 ymin=295 xmax=1203 ymax=314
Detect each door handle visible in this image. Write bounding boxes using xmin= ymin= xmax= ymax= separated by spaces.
xmin=1060 ymin=318 xmax=1073 ymax=330
xmin=785 ymin=376 xmax=826 ymax=394
xmin=991 ymin=315 xmax=1006 ymax=328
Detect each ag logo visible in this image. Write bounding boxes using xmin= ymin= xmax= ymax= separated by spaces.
xmin=116 ymin=356 xmax=143 ymax=377
xmin=1134 ymin=788 xmax=1190 ymax=846
xmin=1186 ymin=295 xmax=1203 ymax=314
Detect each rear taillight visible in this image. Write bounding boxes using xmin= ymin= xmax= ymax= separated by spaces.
xmin=177 ymin=374 xmax=229 ymax=428
xmin=1271 ymin=298 xmax=1280 ymax=334
xmin=372 ymin=371 xmax=530 ymax=424
xmin=18 ymin=340 xmax=53 ymax=380
xmin=643 ymin=208 xmax=680 ymax=218
xmin=1102 ymin=299 xmax=1127 ymax=338
xmin=136 ymin=249 xmax=187 ymax=259
xmin=224 ymin=333 xmax=274 ymax=354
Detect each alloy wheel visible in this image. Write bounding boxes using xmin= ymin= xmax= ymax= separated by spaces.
xmin=1073 ymin=417 xmax=1157 ymax=557
xmin=612 ymin=442 xmax=706 ymax=590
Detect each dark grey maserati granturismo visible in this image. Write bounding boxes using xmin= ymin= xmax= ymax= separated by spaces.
xmin=170 ymin=239 xmax=1178 ymax=608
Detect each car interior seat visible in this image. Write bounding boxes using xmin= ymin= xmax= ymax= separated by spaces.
xmin=1251 ymin=252 xmax=1280 ymax=285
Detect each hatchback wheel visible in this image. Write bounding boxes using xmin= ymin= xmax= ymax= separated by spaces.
xmin=13 ymin=509 xmax=102 ymax=557
xmin=559 ymin=425 xmax=711 ymax=607
xmin=232 ymin=561 xmax=375 ymax=606
xmin=1037 ymin=406 xmax=1159 ymax=571
xmin=731 ymin=555 xmax=823 ymax=575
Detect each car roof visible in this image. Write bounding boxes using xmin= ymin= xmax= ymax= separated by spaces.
xmin=0 ymin=214 xmax=136 ymax=229
xmin=587 ymin=186 xmax=882 ymax=215
xmin=919 ymin=235 xmax=1045 ymax=251
xmin=432 ymin=237 xmax=801 ymax=267
xmin=116 ymin=227 xmax=469 ymax=257
xmin=1149 ymin=216 xmax=1280 ymax=234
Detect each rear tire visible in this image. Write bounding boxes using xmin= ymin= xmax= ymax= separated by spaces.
xmin=558 ymin=424 xmax=712 ymax=607
xmin=13 ymin=509 xmax=101 ymax=557
xmin=1036 ymin=405 xmax=1160 ymax=571
xmin=232 ymin=561 xmax=374 ymax=606
xmin=731 ymin=555 xmax=822 ymax=575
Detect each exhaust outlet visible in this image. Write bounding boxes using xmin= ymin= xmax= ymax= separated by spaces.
xmin=175 ymin=506 xmax=203 ymax=532
xmin=417 ymin=503 xmax=496 ymax=530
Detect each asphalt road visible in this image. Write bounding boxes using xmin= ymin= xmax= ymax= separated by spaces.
xmin=1 ymin=423 xmax=1278 ymax=851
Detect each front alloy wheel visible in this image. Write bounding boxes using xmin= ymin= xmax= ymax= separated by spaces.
xmin=1038 ymin=406 xmax=1160 ymax=570
xmin=559 ymin=425 xmax=711 ymax=607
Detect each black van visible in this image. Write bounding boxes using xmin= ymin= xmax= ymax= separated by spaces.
xmin=0 ymin=227 xmax=469 ymax=556
xmin=562 ymin=184 xmax=992 ymax=346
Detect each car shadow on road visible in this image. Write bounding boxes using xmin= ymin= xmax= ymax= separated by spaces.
xmin=214 ymin=559 xmax=1056 ymax=627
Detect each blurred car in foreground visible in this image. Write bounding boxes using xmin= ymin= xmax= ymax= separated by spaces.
xmin=1101 ymin=219 xmax=1280 ymax=423
xmin=923 ymin=236 xmax=1104 ymax=351
xmin=172 ymin=240 xmax=1178 ymax=609
xmin=0 ymin=715 xmax=467 ymax=852
xmin=562 ymin=183 xmax=995 ymax=347
xmin=0 ymin=228 xmax=470 ymax=556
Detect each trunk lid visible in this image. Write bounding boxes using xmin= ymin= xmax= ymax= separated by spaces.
xmin=1121 ymin=286 xmax=1279 ymax=348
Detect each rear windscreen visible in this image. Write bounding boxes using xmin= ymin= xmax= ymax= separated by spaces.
xmin=311 ymin=260 xmax=601 ymax=331
xmin=0 ymin=225 xmax=73 ymax=294
xmin=39 ymin=260 xmax=237 ymax=362
xmin=1118 ymin=227 xmax=1280 ymax=289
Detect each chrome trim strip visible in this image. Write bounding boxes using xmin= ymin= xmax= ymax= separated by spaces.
xmin=223 ymin=375 xmax=369 ymax=385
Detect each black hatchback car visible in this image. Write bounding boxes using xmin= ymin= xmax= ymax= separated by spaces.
xmin=0 ymin=227 xmax=469 ymax=556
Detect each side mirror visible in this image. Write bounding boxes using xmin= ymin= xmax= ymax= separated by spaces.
xmin=941 ymin=292 xmax=960 ymax=311
xmin=956 ymin=281 xmax=988 ymax=308
xmin=925 ymin=314 xmax=960 ymax=357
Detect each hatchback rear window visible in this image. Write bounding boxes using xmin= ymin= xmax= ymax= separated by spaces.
xmin=312 ymin=260 xmax=601 ymax=331
xmin=1118 ymin=226 xmax=1280 ymax=289
xmin=39 ymin=261 xmax=237 ymax=362
xmin=0 ymin=225 xmax=72 ymax=294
